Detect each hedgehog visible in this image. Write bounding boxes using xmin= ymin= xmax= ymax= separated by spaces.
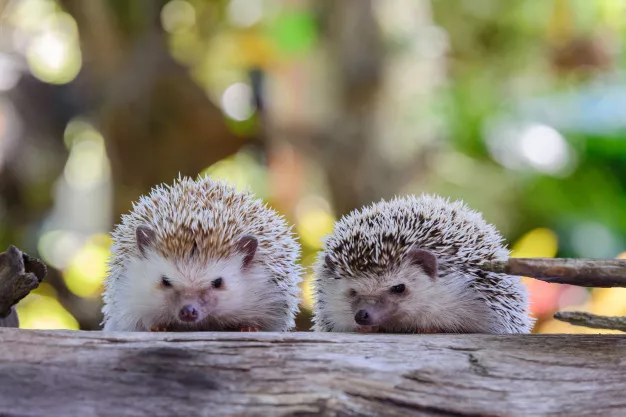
xmin=312 ymin=194 xmax=534 ymax=334
xmin=101 ymin=176 xmax=303 ymax=332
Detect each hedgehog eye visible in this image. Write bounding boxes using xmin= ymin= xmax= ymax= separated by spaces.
xmin=212 ymin=277 xmax=224 ymax=289
xmin=348 ymin=289 xmax=357 ymax=297
xmin=161 ymin=276 xmax=173 ymax=288
xmin=390 ymin=284 xmax=406 ymax=294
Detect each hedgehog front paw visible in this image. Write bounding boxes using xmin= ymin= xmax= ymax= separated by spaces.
xmin=150 ymin=326 xmax=168 ymax=332
xmin=417 ymin=328 xmax=438 ymax=334
xmin=356 ymin=325 xmax=379 ymax=333
xmin=240 ymin=327 xmax=259 ymax=332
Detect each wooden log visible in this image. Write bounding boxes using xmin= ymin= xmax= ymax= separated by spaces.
xmin=480 ymin=257 xmax=626 ymax=287
xmin=0 ymin=329 xmax=625 ymax=416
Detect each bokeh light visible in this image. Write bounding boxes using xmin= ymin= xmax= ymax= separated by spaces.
xmin=228 ymin=0 xmax=264 ymax=28
xmin=63 ymin=234 xmax=111 ymax=298
xmin=38 ymin=230 xmax=83 ymax=270
xmin=510 ymin=228 xmax=559 ymax=259
xmin=26 ymin=12 xmax=81 ymax=84
xmin=17 ymin=293 xmax=79 ymax=330
xmin=299 ymin=272 xmax=316 ymax=310
xmin=295 ymin=196 xmax=335 ymax=250
xmin=202 ymin=149 xmax=268 ymax=198
xmin=518 ymin=124 xmax=570 ymax=175
xmin=221 ymin=82 xmax=255 ymax=121
xmin=161 ymin=0 xmax=197 ymax=34
xmin=63 ymin=123 xmax=111 ymax=191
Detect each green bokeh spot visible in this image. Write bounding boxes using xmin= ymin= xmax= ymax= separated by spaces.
xmin=225 ymin=113 xmax=259 ymax=137
xmin=268 ymin=10 xmax=317 ymax=56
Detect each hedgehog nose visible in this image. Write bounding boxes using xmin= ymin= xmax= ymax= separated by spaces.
xmin=179 ymin=305 xmax=199 ymax=322
xmin=355 ymin=309 xmax=372 ymax=325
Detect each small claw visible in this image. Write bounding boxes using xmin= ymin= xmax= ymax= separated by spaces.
xmin=417 ymin=328 xmax=437 ymax=334
xmin=240 ymin=327 xmax=259 ymax=332
xmin=356 ymin=325 xmax=379 ymax=333
xmin=150 ymin=326 xmax=168 ymax=332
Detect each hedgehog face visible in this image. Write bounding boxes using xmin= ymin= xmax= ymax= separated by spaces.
xmin=320 ymin=248 xmax=442 ymax=333
xmin=120 ymin=228 xmax=268 ymax=330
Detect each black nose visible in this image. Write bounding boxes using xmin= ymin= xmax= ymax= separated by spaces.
xmin=355 ymin=309 xmax=372 ymax=325
xmin=179 ymin=305 xmax=199 ymax=322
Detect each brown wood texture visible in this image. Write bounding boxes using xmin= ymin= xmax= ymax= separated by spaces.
xmin=481 ymin=258 xmax=626 ymax=287
xmin=0 ymin=329 xmax=625 ymax=416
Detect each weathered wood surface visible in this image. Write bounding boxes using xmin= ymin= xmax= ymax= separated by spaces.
xmin=0 ymin=329 xmax=625 ymax=417
xmin=481 ymin=257 xmax=626 ymax=287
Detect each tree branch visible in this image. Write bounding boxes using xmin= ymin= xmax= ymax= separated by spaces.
xmin=480 ymin=258 xmax=626 ymax=287
xmin=0 ymin=245 xmax=47 ymax=327
xmin=554 ymin=311 xmax=626 ymax=332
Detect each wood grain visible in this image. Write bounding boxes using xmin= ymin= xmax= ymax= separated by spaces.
xmin=0 ymin=329 xmax=625 ymax=416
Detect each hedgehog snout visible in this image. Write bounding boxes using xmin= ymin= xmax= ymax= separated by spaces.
xmin=355 ymin=309 xmax=372 ymax=325
xmin=352 ymin=298 xmax=397 ymax=327
xmin=179 ymin=305 xmax=199 ymax=322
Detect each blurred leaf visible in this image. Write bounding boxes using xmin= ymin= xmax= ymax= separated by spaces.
xmin=267 ymin=10 xmax=317 ymax=56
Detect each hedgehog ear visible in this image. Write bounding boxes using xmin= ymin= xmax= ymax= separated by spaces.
xmin=236 ymin=235 xmax=258 ymax=268
xmin=406 ymin=248 xmax=438 ymax=280
xmin=136 ymin=225 xmax=156 ymax=257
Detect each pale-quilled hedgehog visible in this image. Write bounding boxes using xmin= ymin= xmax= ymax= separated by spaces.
xmin=101 ymin=176 xmax=303 ymax=332
xmin=312 ymin=195 xmax=534 ymax=334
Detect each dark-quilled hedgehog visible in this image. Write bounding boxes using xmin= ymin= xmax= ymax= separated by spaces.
xmin=312 ymin=195 xmax=533 ymax=334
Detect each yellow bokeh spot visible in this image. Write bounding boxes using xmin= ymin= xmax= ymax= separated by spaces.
xmin=17 ymin=295 xmax=79 ymax=330
xmin=296 ymin=208 xmax=335 ymax=250
xmin=26 ymin=12 xmax=82 ymax=85
xmin=588 ymin=288 xmax=626 ymax=317
xmin=510 ymin=228 xmax=558 ymax=258
xmin=202 ymin=151 xmax=267 ymax=197
xmin=235 ymin=32 xmax=277 ymax=68
xmin=32 ymin=282 xmax=58 ymax=298
xmin=299 ymin=272 xmax=315 ymax=310
xmin=63 ymin=234 xmax=112 ymax=298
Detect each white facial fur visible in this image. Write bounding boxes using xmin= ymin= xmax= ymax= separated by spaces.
xmin=317 ymin=261 xmax=495 ymax=333
xmin=103 ymin=249 xmax=288 ymax=331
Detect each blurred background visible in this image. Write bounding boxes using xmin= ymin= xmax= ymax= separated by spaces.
xmin=0 ymin=0 xmax=625 ymax=333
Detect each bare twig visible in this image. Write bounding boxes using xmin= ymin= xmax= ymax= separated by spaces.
xmin=480 ymin=258 xmax=626 ymax=287
xmin=554 ymin=311 xmax=626 ymax=332
xmin=0 ymin=245 xmax=47 ymax=327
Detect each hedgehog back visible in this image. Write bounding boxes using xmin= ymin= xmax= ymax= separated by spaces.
xmin=320 ymin=194 xmax=510 ymax=278
xmin=108 ymin=176 xmax=300 ymax=283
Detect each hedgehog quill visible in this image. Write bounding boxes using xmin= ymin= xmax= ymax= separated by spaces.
xmin=313 ymin=195 xmax=534 ymax=334
xmin=102 ymin=176 xmax=303 ymax=332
